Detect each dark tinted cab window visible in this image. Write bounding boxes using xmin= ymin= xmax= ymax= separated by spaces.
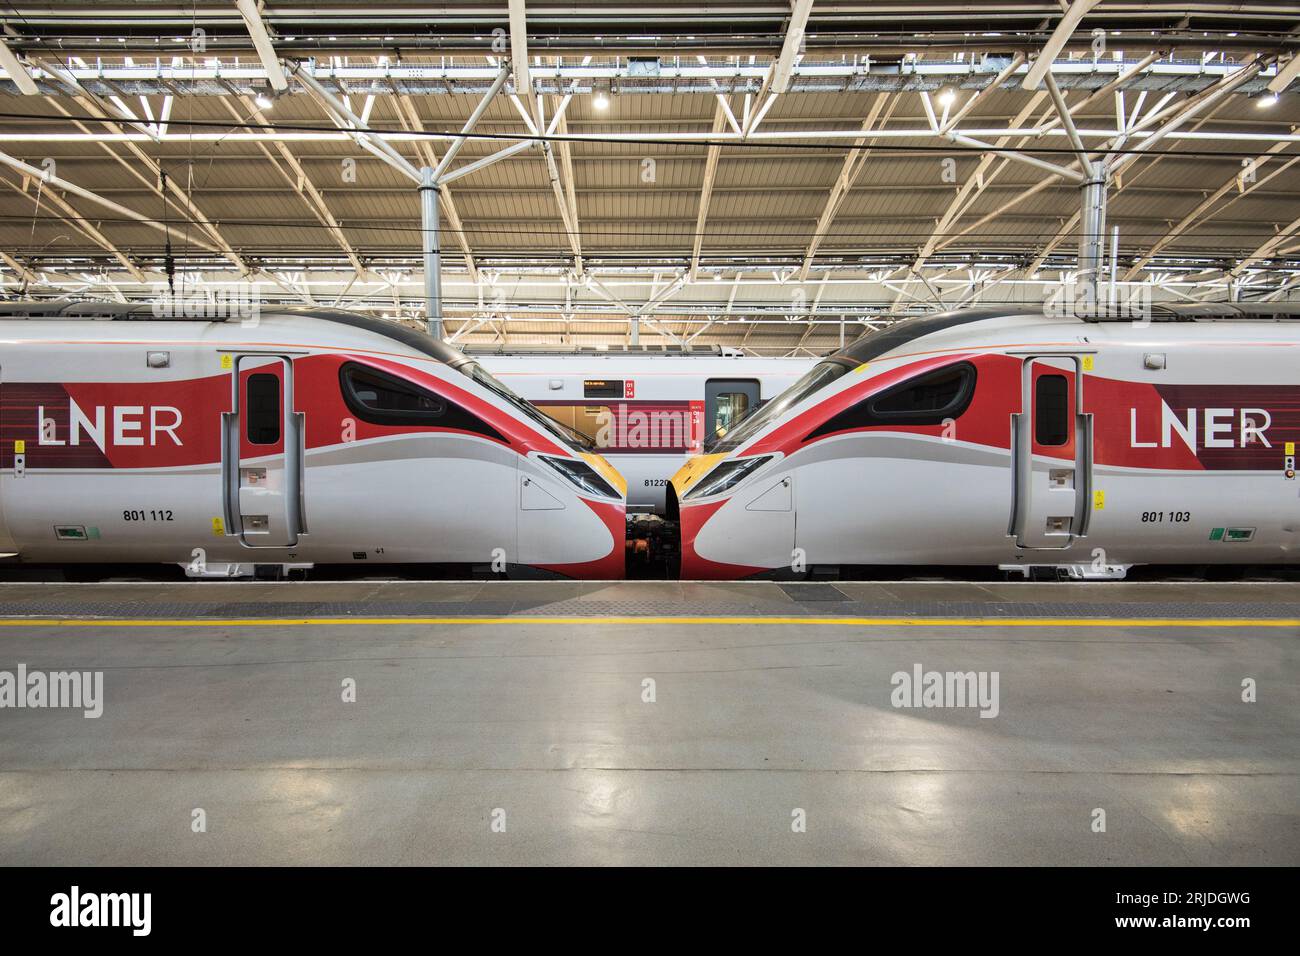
xmin=339 ymin=363 xmax=505 ymax=442
xmin=804 ymin=363 xmax=976 ymax=441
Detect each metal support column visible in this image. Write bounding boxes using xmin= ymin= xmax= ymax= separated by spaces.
xmin=419 ymin=166 xmax=443 ymax=339
xmin=1077 ymin=160 xmax=1108 ymax=315
xmin=1108 ymin=224 xmax=1119 ymax=310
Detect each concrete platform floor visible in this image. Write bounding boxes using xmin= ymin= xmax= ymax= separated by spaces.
xmin=0 ymin=579 xmax=1297 ymax=865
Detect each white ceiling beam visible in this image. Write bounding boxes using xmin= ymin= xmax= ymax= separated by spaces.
xmin=1022 ymin=0 xmax=1101 ymax=91
xmin=391 ymin=93 xmax=480 ymax=283
xmin=690 ymin=99 xmax=731 ymax=281
xmin=1125 ymin=142 xmax=1298 ymax=278
xmin=541 ymin=138 xmax=583 ymax=273
xmin=931 ymin=65 xmax=1242 ymax=270
xmin=0 ymin=173 xmax=149 ymax=282
xmin=508 ymin=0 xmax=535 ymax=124
xmin=799 ymin=91 xmax=895 ymax=281
xmin=230 ymin=96 xmax=365 ymax=275
xmin=432 ymin=65 xmax=511 ymax=181
xmin=771 ymin=0 xmax=814 ymax=95
xmin=1035 ymin=51 xmax=1164 ymax=139
xmin=939 ymin=54 xmax=1026 ymax=133
xmin=436 ymin=139 xmax=535 ymax=185
xmin=931 ymin=94 xmax=1053 ymax=250
xmin=37 ymin=92 xmax=259 ymax=278
xmin=1107 ymin=57 xmax=1263 ymax=175
xmin=1230 ymin=213 xmax=1300 ymax=277
xmin=1044 ymin=71 xmax=1090 ymax=160
xmin=555 ymin=110 xmax=583 ymax=275
xmin=289 ymin=62 xmax=423 ymax=183
xmin=234 ymin=0 xmax=289 ymax=92
xmin=1268 ymin=53 xmax=1300 ymax=94
xmin=946 ymin=132 xmax=1085 ymax=181
xmin=33 ymin=58 xmax=160 ymax=142
xmin=1 ymin=250 xmax=40 ymax=285
xmin=1026 ymin=102 xmax=1230 ymax=278
xmin=0 ymin=37 xmax=38 ymax=95
xmin=3 ymin=125 xmax=1298 ymax=146
xmin=0 ymin=151 xmax=217 ymax=256
xmin=901 ymin=91 xmax=1052 ymax=300
xmin=8 ymin=58 xmax=1266 ymax=89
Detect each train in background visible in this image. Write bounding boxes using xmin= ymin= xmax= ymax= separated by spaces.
xmin=469 ymin=346 xmax=809 ymax=514
xmin=0 ymin=303 xmax=627 ymax=579
xmin=667 ymin=304 xmax=1300 ymax=580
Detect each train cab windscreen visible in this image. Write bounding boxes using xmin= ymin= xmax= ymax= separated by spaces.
xmin=706 ymin=359 xmax=852 ymax=452
xmin=460 ymin=361 xmax=596 ymax=451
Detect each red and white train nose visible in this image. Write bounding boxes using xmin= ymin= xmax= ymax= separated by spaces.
xmin=524 ymin=451 xmax=628 ymax=580
xmin=670 ymin=453 xmax=788 ymax=580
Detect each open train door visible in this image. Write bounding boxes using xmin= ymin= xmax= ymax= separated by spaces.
xmin=221 ymin=355 xmax=306 ymax=548
xmin=1009 ymin=354 xmax=1094 ymax=550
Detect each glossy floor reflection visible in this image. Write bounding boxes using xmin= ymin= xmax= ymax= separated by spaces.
xmin=0 ymin=580 xmax=1296 ymax=865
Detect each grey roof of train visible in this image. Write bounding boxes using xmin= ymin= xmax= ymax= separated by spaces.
xmin=835 ymin=302 xmax=1300 ymax=364
xmin=2 ymin=301 xmax=1296 ymax=369
xmin=0 ymin=301 xmax=470 ymax=367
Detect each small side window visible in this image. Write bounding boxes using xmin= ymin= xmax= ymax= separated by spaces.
xmin=339 ymin=362 xmax=506 ymax=443
xmin=712 ymin=391 xmax=752 ymax=435
xmin=345 ymin=365 xmax=446 ymax=419
xmin=1035 ymin=374 xmax=1070 ymax=446
xmin=803 ymin=362 xmax=976 ymax=442
xmin=871 ymin=366 xmax=970 ymax=417
xmin=246 ymin=373 xmax=281 ymax=445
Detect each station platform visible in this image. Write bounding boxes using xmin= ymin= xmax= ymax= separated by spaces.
xmin=1 ymin=579 xmax=1296 ymax=865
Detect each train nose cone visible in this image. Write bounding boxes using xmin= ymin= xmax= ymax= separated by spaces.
xmin=578 ymin=452 xmax=628 ymax=580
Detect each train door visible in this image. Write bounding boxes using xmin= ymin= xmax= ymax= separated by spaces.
xmin=221 ymin=355 xmax=306 ymax=548
xmin=705 ymin=379 xmax=759 ymax=446
xmin=0 ymin=365 xmax=13 ymax=558
xmin=1009 ymin=355 xmax=1093 ymax=549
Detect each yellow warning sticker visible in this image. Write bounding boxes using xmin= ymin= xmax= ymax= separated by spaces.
xmin=1287 ymin=442 xmax=1296 ymax=456
xmin=211 ymin=517 xmax=225 ymax=536
xmin=1093 ymin=489 xmax=1105 ymax=510
xmin=220 ymin=354 xmax=233 ymax=370
xmin=13 ymin=439 xmax=24 ymax=454
xmin=1081 ymin=356 xmax=1094 ymax=371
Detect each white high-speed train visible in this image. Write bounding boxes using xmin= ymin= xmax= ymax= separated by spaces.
xmin=472 ymin=347 xmax=808 ymax=514
xmin=0 ymin=303 xmax=627 ymax=579
xmin=667 ymin=304 xmax=1300 ymax=579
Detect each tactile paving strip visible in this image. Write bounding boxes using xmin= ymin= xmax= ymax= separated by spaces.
xmin=0 ymin=598 xmax=1298 ymax=619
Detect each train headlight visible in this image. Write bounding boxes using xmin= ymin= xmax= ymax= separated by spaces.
xmin=683 ymin=456 xmax=772 ymax=500
xmin=538 ymin=455 xmax=621 ymax=500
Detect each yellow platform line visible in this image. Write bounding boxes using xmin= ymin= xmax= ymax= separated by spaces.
xmin=0 ymin=616 xmax=1296 ymax=628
